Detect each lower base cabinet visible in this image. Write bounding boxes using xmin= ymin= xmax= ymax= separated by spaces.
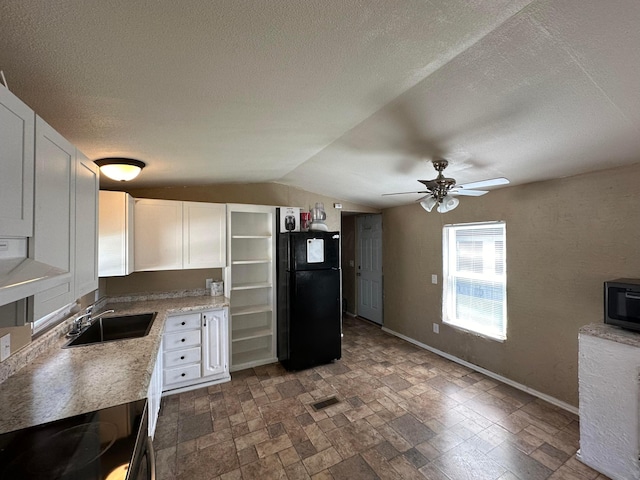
xmin=162 ymin=308 xmax=230 ymax=395
xmin=147 ymin=339 xmax=163 ymax=438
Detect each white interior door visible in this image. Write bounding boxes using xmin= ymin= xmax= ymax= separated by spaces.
xmin=357 ymin=214 xmax=383 ymax=324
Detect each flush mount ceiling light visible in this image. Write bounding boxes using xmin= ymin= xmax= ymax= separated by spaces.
xmin=94 ymin=158 xmax=145 ymax=181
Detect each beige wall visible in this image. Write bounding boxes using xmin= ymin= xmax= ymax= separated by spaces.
xmin=382 ymin=162 xmax=640 ymax=407
xmin=341 ymin=215 xmax=357 ymax=314
xmin=103 ymin=182 xmax=377 ymax=296
xmin=116 ymin=182 xmax=378 ymax=232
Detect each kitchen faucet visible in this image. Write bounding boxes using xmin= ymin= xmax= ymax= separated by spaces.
xmin=69 ymin=307 xmax=115 ymax=335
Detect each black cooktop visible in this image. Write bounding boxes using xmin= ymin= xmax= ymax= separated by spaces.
xmin=0 ymin=399 xmax=146 ymax=480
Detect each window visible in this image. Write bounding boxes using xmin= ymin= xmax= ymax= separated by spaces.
xmin=443 ymin=222 xmax=507 ymax=340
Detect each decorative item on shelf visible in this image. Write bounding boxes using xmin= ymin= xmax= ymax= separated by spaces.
xmin=210 ymin=281 xmax=223 ymax=297
xmin=94 ymin=158 xmax=146 ymax=181
xmin=309 ymin=202 xmax=328 ymax=231
xmin=300 ymin=212 xmax=311 ymax=231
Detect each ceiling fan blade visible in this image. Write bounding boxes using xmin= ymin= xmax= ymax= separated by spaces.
xmin=450 ymin=189 xmax=488 ymax=197
xmin=382 ymin=190 xmax=429 ymax=196
xmin=456 ymin=177 xmax=509 ymax=190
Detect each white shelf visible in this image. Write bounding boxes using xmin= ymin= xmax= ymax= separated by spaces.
xmin=232 ymin=348 xmax=275 ymax=369
xmin=231 ymin=282 xmax=272 ymax=291
xmin=232 ymin=327 xmax=272 ymax=342
xmin=232 ymin=259 xmax=271 ymax=265
xmin=227 ymin=204 xmax=277 ymax=371
xmin=231 ymin=304 xmax=272 ymax=316
xmin=232 ymin=235 xmax=271 ymax=239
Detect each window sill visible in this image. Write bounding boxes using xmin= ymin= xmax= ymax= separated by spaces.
xmin=443 ymin=320 xmax=506 ymax=343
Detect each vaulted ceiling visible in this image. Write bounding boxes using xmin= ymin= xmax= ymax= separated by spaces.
xmin=2 ymin=1 xmax=639 ymax=208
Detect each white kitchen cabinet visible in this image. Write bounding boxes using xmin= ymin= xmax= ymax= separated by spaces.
xmin=202 ymin=308 xmax=228 ymax=377
xmin=162 ymin=308 xmax=229 ymax=394
xmin=0 ymin=84 xmax=35 ymax=237
xmin=183 ymin=201 xmax=226 ymax=269
xmin=226 ymin=204 xmax=277 ymax=371
xmin=29 ymin=116 xmax=75 ymax=320
xmin=134 ymin=199 xmax=226 ymax=272
xmin=74 ymin=151 xmax=99 ymax=298
xmin=147 ymin=338 xmax=163 ymax=439
xmin=98 ymin=191 xmax=134 ymax=277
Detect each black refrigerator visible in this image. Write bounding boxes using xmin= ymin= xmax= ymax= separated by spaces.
xmin=277 ymin=231 xmax=342 ymax=371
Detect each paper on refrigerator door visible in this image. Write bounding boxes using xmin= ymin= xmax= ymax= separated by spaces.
xmin=307 ymin=238 xmax=324 ymax=263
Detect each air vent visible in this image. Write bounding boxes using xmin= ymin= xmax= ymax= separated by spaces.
xmin=311 ymin=396 xmax=340 ymax=411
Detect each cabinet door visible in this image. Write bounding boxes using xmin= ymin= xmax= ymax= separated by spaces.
xmin=29 ymin=116 xmax=75 ymax=320
xmin=183 ymin=202 xmax=226 ymax=269
xmin=74 ymin=151 xmax=99 ymax=297
xmin=0 ymin=85 xmax=35 ymax=237
xmin=202 ymin=309 xmax=228 ymax=378
xmin=147 ymin=339 xmax=163 ymax=439
xmin=99 ymin=191 xmax=134 ymax=276
xmin=134 ymin=199 xmax=183 ymax=271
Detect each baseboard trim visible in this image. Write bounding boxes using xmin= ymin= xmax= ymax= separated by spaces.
xmin=381 ymin=326 xmax=579 ymax=416
xmin=344 ymin=311 xmax=357 ymax=318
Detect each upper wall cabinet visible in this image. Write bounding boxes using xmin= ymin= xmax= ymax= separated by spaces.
xmin=183 ymin=201 xmax=226 ymax=270
xmin=99 ymin=191 xmax=134 ymax=277
xmin=74 ymin=152 xmax=99 ymax=297
xmin=0 ymin=85 xmax=35 ymax=237
xmin=29 ymin=116 xmax=75 ymax=320
xmin=134 ymin=199 xmax=226 ymax=272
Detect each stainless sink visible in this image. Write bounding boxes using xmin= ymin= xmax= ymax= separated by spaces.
xmin=64 ymin=312 xmax=157 ymax=348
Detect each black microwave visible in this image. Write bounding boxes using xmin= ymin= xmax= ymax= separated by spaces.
xmin=604 ymin=279 xmax=640 ymax=332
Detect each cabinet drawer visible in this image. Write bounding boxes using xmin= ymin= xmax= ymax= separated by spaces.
xmin=164 ymin=346 xmax=201 ymax=368
xmin=165 ymin=313 xmax=201 ymax=332
xmin=164 ymin=329 xmax=200 ymax=350
xmin=164 ymin=363 xmax=201 ymax=385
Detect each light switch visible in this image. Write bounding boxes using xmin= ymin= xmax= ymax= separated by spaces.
xmin=349 ymin=260 xmax=354 ymax=267
xmin=0 ymin=334 xmax=10 ymax=362
xmin=431 ymin=274 xmax=438 ymax=284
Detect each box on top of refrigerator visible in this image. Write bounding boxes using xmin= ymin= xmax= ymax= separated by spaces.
xmin=279 ymin=207 xmax=301 ymax=232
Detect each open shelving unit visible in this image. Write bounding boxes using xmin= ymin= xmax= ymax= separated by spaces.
xmin=225 ymin=204 xmax=277 ymax=371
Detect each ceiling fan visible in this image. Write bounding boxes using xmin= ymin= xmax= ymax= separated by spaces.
xmin=384 ymin=159 xmax=509 ymax=213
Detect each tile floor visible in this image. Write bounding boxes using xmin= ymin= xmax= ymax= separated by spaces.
xmin=153 ymin=316 xmax=609 ymax=479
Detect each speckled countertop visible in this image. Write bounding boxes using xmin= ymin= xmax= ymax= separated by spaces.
xmin=0 ymin=294 xmax=229 ymax=435
xmin=579 ymin=322 xmax=640 ymax=348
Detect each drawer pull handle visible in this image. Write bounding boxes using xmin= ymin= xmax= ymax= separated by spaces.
xmin=181 ymin=373 xmax=186 ymax=377
xmin=181 ymin=338 xmax=185 ymax=342
xmin=181 ymin=321 xmax=186 ymax=325
xmin=180 ymin=356 xmax=185 ymax=360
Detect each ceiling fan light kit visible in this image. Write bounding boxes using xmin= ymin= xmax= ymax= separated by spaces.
xmin=384 ymin=158 xmax=509 ymax=214
xmin=420 ymin=196 xmax=438 ymax=212
xmin=437 ymin=195 xmax=459 ymax=213
xmin=94 ymin=158 xmax=146 ymax=181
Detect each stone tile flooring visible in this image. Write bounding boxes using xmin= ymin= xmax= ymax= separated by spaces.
xmin=153 ymin=316 xmax=609 ymax=479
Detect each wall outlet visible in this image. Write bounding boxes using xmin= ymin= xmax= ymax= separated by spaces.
xmin=433 ymin=323 xmax=439 ymax=334
xmin=431 ymin=274 xmax=438 ymax=284
xmin=0 ymin=334 xmax=10 ymax=362
xmin=205 ymin=278 xmax=213 ymax=289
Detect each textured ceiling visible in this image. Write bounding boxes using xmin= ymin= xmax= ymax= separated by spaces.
xmin=1 ymin=0 xmax=639 ymax=208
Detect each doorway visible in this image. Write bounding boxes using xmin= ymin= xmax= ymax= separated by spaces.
xmin=356 ymin=214 xmax=383 ymax=325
